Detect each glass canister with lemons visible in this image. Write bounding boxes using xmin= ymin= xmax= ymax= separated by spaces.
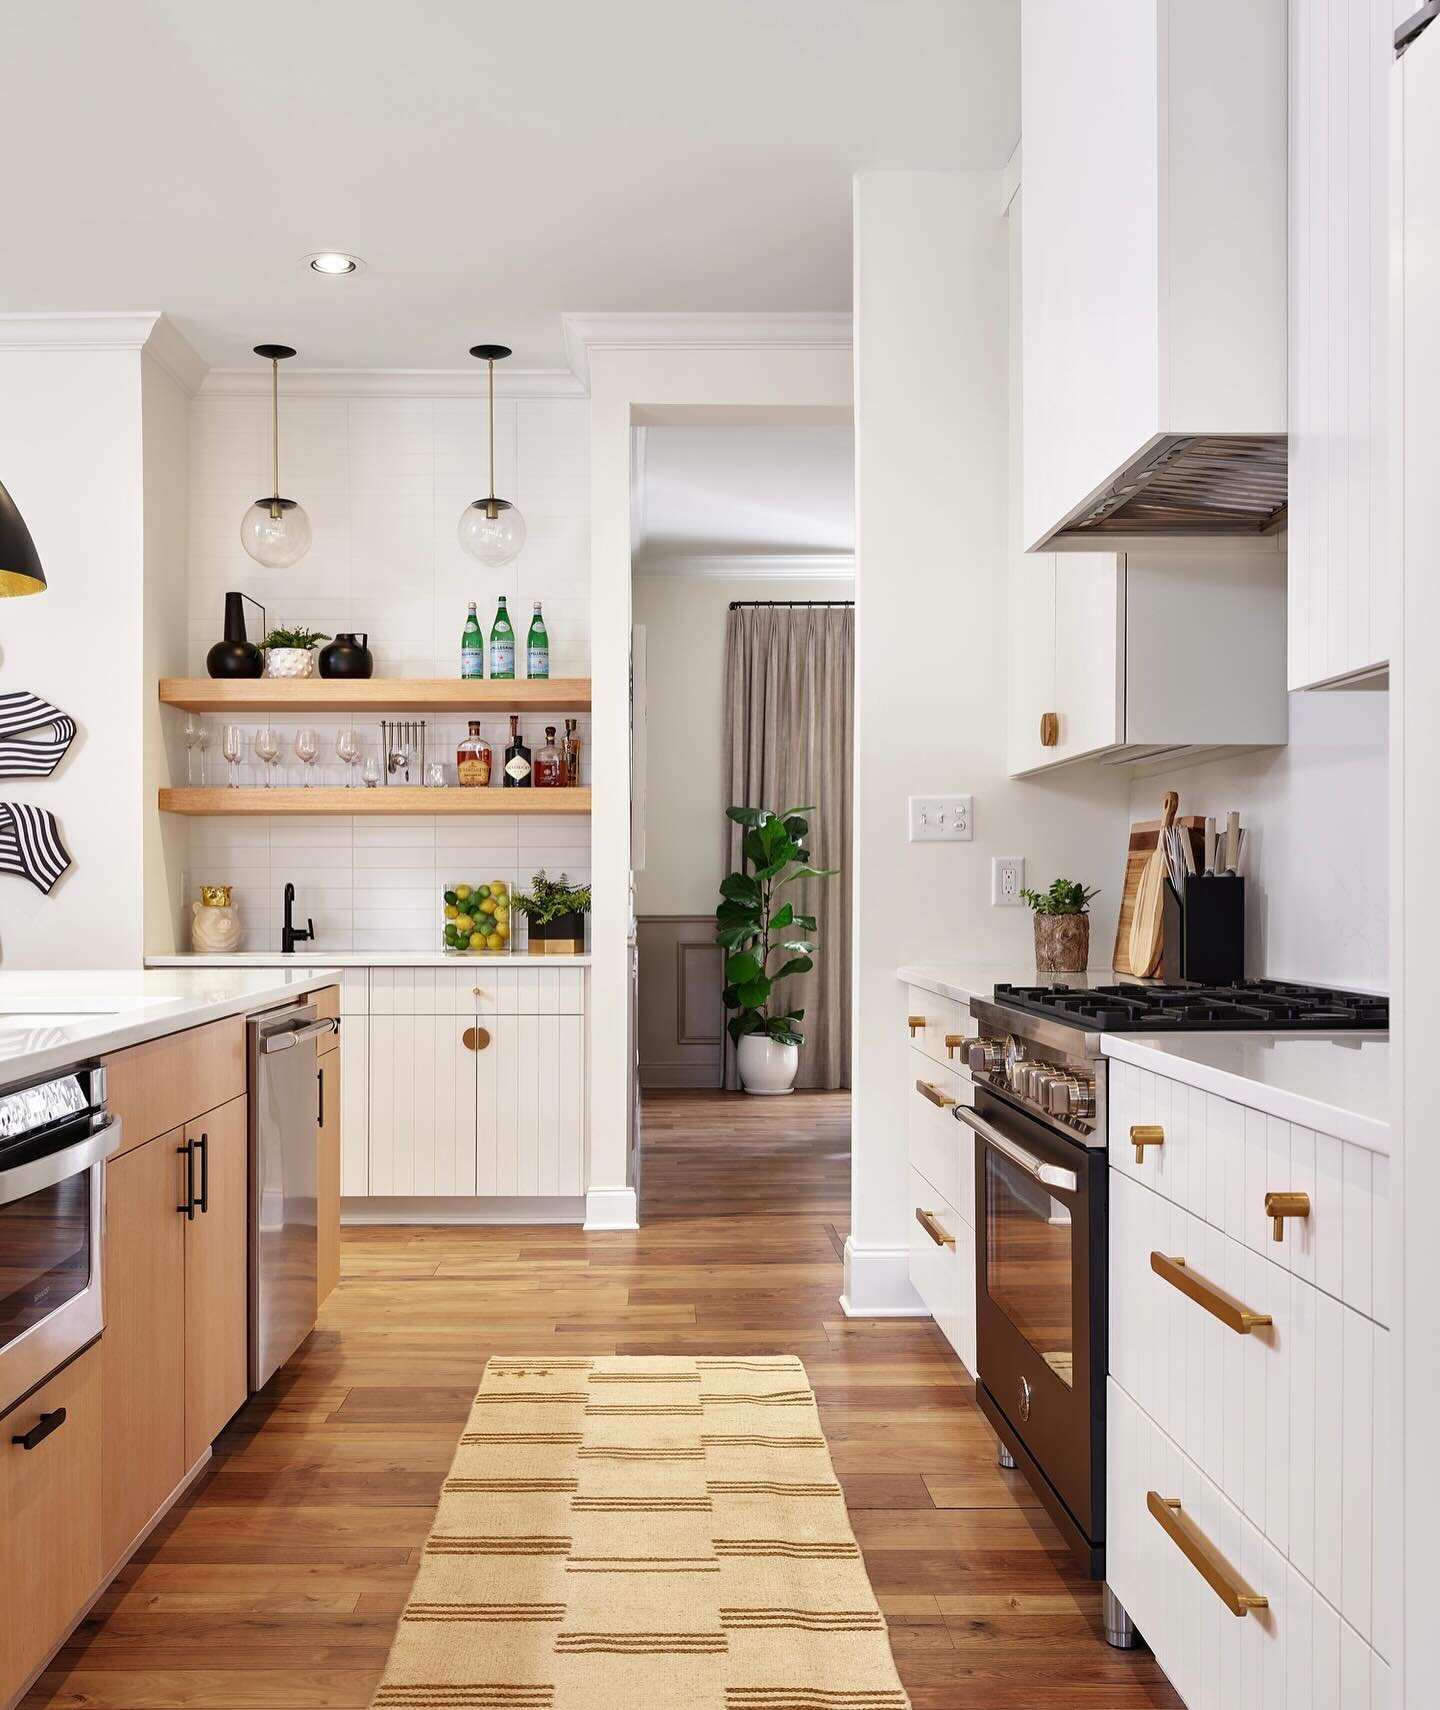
xmin=441 ymin=880 xmax=513 ymax=954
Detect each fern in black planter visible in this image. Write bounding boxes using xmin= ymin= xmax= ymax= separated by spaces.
xmin=512 ymin=871 xmax=591 ymax=956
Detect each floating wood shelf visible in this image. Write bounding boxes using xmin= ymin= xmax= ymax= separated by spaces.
xmin=158 ymin=678 xmax=592 ymax=713
xmin=158 ymin=787 xmax=592 ymax=817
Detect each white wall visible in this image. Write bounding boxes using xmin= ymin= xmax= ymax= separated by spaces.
xmin=1128 ymin=693 xmax=1389 ymax=991
xmin=632 ymin=572 xmax=853 ymax=917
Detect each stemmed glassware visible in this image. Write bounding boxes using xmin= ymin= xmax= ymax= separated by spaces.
xmin=254 ymin=725 xmax=280 ymax=787
xmin=295 ymin=728 xmax=319 ymax=787
xmin=194 ymin=719 xmax=211 ymax=786
xmin=222 ymin=724 xmax=244 ymax=789
xmin=361 ymin=755 xmax=381 ymax=788
xmin=336 ymin=728 xmax=360 ymax=787
xmin=184 ymin=714 xmax=201 ymax=785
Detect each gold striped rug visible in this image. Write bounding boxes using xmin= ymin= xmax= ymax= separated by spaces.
xmin=371 ymin=1354 xmax=910 ymax=1710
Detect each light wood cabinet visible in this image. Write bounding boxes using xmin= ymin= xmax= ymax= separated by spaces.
xmin=1 ymin=1344 xmax=102 ymax=1706
xmin=182 ymin=1096 xmax=249 ymax=1466
xmin=317 ymin=1047 xmax=341 ymax=1308
xmin=103 ymin=1015 xmax=245 ymax=1160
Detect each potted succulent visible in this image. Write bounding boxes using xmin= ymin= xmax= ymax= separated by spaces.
xmin=1021 ymin=878 xmax=1101 ymax=974
xmin=512 ymin=871 xmax=591 ymax=955
xmin=262 ymin=623 xmax=330 ymax=679
xmin=715 ymin=805 xmax=836 ymax=1095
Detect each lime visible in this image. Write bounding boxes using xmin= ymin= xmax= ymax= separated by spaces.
xmin=443 ymin=890 xmax=459 ymax=906
xmin=476 ymin=884 xmax=491 ymax=900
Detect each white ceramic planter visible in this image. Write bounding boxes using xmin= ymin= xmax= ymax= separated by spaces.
xmin=264 ymin=647 xmax=315 ymax=679
xmin=737 ymin=1034 xmax=799 ymax=1096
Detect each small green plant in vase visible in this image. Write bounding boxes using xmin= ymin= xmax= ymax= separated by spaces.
xmin=511 ymin=871 xmax=591 ymax=955
xmin=1020 ymin=878 xmax=1100 ymax=974
xmin=715 ymin=805 xmax=836 ymax=1095
xmin=263 ymin=623 xmax=330 ymax=680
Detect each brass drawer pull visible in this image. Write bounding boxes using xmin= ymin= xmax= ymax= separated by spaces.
xmin=1147 ymin=1492 xmax=1269 ymax=1616
xmin=907 ymin=1015 xmax=926 ymax=1036
xmin=915 ymin=1207 xmax=955 ymax=1248
xmin=916 ymin=1079 xmax=957 ymax=1109
xmin=1151 ymin=1252 xmax=1272 ymax=1334
xmin=1131 ymin=1124 xmax=1164 ymax=1164
xmin=944 ymin=1033 xmax=968 ymax=1059
xmin=1264 ymin=1190 xmax=1310 ymax=1242
xmin=462 ymin=1025 xmax=491 ymax=1052
xmin=1040 ymin=711 xmax=1059 ymax=747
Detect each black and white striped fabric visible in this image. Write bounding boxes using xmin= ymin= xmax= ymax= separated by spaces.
xmin=0 ymin=691 xmax=76 ymax=778
xmin=0 ymin=802 xmax=71 ymax=893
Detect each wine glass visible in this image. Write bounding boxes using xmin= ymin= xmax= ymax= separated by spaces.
xmin=254 ymin=725 xmax=280 ymax=788
xmin=183 ymin=714 xmax=200 ymax=786
xmin=222 ymin=724 xmax=244 ymax=789
xmin=295 ymin=728 xmax=319 ymax=787
xmin=336 ymin=727 xmax=359 ymax=787
xmin=194 ymin=719 xmax=211 ymax=786
xmin=361 ymin=755 xmax=381 ymax=788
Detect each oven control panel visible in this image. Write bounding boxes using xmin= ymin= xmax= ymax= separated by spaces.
xmin=960 ymin=1033 xmax=1099 ymax=1137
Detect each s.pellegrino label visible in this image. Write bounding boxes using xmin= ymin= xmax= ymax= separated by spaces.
xmin=489 ymin=595 xmax=515 ymax=680
xmin=460 ymin=602 xmax=484 ymax=679
xmin=527 ymin=601 xmax=549 ymax=679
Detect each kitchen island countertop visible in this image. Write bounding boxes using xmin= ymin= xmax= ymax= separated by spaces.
xmin=148 ymin=951 xmax=591 ymax=968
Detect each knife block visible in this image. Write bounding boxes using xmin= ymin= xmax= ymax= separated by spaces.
xmin=1160 ymin=875 xmax=1245 ymax=984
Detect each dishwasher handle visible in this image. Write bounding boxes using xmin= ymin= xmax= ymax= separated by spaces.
xmin=261 ymin=1016 xmax=337 ymax=1054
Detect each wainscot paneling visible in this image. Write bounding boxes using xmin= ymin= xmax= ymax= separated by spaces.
xmin=637 ymin=915 xmax=723 ymax=1088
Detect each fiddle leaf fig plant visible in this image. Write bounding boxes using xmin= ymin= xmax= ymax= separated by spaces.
xmin=715 ymin=805 xmax=836 ymax=1048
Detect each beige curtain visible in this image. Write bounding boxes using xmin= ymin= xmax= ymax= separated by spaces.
xmin=722 ymin=604 xmax=853 ymax=1090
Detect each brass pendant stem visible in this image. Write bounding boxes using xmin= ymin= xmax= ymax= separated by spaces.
xmin=488 ymin=357 xmax=496 ymax=500
xmin=271 ymin=357 xmax=280 ymax=504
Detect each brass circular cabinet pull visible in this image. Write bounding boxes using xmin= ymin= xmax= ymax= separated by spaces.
xmin=462 ymin=1025 xmax=491 ymax=1052
xmin=1040 ymin=711 xmax=1059 ymax=747
xmin=1131 ymin=1124 xmax=1164 ymax=1164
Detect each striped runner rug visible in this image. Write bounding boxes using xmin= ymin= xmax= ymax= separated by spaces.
xmin=371 ymin=1355 xmax=910 ymax=1710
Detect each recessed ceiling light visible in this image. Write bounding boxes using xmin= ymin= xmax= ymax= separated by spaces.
xmin=304 ymin=252 xmax=363 ymax=276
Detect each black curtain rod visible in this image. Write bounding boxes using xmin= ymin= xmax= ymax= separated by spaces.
xmin=728 ymin=599 xmax=855 ymax=610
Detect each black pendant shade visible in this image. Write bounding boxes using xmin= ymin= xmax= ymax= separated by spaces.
xmin=0 ymin=479 xmax=45 ymax=597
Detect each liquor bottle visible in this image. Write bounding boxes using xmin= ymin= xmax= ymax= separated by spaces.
xmin=502 ymin=714 xmax=531 ymax=787
xmin=456 ymin=721 xmax=492 ymax=787
xmin=526 ymin=601 xmax=550 ymax=679
xmin=564 ymin=718 xmax=581 ymax=788
xmin=533 ymin=726 xmax=564 ymax=788
xmin=489 ymin=596 xmax=515 ymax=680
xmin=460 ymin=602 xmax=484 ymax=679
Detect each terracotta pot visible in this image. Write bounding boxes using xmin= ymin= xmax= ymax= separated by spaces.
xmin=1033 ymin=911 xmax=1090 ymax=974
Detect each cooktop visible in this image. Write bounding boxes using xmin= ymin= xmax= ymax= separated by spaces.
xmin=990 ymin=978 xmax=1388 ymax=1033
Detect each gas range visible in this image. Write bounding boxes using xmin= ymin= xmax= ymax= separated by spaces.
xmin=962 ymin=977 xmax=1388 ymax=1148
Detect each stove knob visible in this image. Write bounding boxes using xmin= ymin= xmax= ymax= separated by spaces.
xmin=1049 ymin=1074 xmax=1096 ymax=1120
xmin=965 ymin=1038 xmax=1004 ymax=1074
xmin=1023 ymin=1063 xmax=1055 ymax=1102
xmin=1031 ymin=1067 xmax=1065 ymax=1106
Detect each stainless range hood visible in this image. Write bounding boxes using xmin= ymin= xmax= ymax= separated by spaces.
xmin=1045 ymin=435 xmax=1288 ymax=545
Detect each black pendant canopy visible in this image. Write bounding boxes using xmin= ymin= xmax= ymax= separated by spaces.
xmin=0 ymin=479 xmax=45 ymax=597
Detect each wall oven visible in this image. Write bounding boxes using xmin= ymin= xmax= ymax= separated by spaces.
xmin=0 ymin=1065 xmax=120 ymax=1419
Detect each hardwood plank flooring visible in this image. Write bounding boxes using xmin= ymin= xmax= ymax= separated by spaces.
xmin=24 ymin=1090 xmax=1179 ymax=1709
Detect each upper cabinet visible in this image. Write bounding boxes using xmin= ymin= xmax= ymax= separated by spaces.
xmin=1020 ymin=0 xmax=1288 ymax=550
xmin=1287 ymin=0 xmax=1392 ymax=688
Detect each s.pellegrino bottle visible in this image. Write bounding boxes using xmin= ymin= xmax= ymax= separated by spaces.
xmin=460 ymin=602 xmax=484 ymax=679
xmin=527 ymin=601 xmax=549 ymax=679
xmin=489 ymin=596 xmax=515 ymax=680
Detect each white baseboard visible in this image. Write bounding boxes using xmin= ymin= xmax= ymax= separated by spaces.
xmin=838 ymin=1238 xmax=928 ymax=1317
xmin=341 ymin=1196 xmax=586 ymax=1225
xmin=584 ymin=1186 xmax=640 ymax=1230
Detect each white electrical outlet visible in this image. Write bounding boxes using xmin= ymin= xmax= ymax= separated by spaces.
xmin=992 ymin=855 xmax=1025 ymax=905
xmin=907 ymin=795 xmax=973 ymax=843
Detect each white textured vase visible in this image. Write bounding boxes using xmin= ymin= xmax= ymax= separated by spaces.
xmin=737 ymin=1034 xmax=799 ymax=1096
xmin=264 ymin=647 xmax=315 ymax=679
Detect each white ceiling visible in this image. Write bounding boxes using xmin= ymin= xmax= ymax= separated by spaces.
xmin=0 ymin=1 xmax=1018 ymax=371
xmin=634 ymin=427 xmax=854 ymax=564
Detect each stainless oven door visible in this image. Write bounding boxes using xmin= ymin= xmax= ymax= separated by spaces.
xmin=0 ymin=1113 xmax=120 ymax=1417
xmin=964 ymin=1086 xmax=1106 ymax=1558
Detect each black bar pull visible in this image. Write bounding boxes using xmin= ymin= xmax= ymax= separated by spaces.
xmin=317 ymin=1065 xmax=325 ymax=1128
xmin=1397 ymin=0 xmax=1440 ymax=54
xmin=177 ymin=1139 xmax=195 ymax=1219
xmin=12 ymin=1407 xmax=66 ymax=1451
xmin=197 ymin=1133 xmax=209 ymax=1215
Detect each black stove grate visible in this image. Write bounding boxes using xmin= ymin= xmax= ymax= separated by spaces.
xmin=990 ymin=979 xmax=1388 ymax=1033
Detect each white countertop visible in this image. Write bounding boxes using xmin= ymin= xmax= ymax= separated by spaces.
xmin=898 ymin=963 xmax=1126 ymax=1005
xmin=147 ymin=951 xmax=591 ymax=968
xmin=1102 ymin=1031 xmax=1390 ymax=1154
xmin=0 ymin=967 xmax=341 ymax=1088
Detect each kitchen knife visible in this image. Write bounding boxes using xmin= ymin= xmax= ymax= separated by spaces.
xmin=1225 ymin=811 xmax=1241 ymax=874
xmin=1204 ymin=817 xmax=1216 ymax=877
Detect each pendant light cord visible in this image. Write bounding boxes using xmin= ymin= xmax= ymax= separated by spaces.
xmin=488 ymin=358 xmax=496 ymax=515
xmin=270 ymin=357 xmax=281 ymax=517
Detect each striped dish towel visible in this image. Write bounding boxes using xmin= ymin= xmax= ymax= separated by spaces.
xmin=0 ymin=691 xmax=75 ymax=778
xmin=0 ymin=802 xmax=71 ymax=892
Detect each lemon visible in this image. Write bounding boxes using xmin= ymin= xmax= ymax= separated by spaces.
xmin=469 ymin=931 xmax=486 ymax=949
xmin=495 ymin=922 xmax=510 ymax=941
xmin=454 ymin=914 xmax=473 ymax=933
xmin=455 ymin=884 xmax=472 ymax=901
xmin=490 ymin=880 xmax=508 ymax=897
xmin=480 ymin=897 xmax=496 ymax=915
xmin=443 ymin=904 xmax=458 ymax=920
xmin=486 ymin=932 xmax=503 ymax=951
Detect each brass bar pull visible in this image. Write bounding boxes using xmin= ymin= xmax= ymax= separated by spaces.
xmin=1040 ymin=711 xmax=1059 ymax=747
xmin=1264 ymin=1190 xmax=1310 ymax=1243
xmin=1131 ymin=1124 xmax=1164 ymax=1165
xmin=916 ymin=1079 xmax=957 ymax=1109
xmin=1151 ymin=1252 xmax=1272 ymax=1334
xmin=907 ymin=1015 xmax=926 ymax=1036
xmin=944 ymin=1034 xmax=967 ymax=1060
xmin=915 ymin=1207 xmax=955 ymax=1248
xmin=1147 ymin=1492 xmax=1269 ymax=1616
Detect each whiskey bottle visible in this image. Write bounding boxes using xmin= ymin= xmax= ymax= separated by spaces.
xmin=460 ymin=602 xmax=484 ymax=679
xmin=502 ymin=714 xmax=531 ymax=787
xmin=489 ymin=596 xmax=515 ymax=680
xmin=563 ymin=718 xmax=580 ymax=788
xmin=456 ymin=721 xmax=492 ymax=787
xmin=533 ymin=726 xmax=564 ymax=788
xmin=526 ymin=602 xmax=549 ymax=679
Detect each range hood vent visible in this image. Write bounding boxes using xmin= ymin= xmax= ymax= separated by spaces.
xmin=1050 ymin=434 xmax=1287 ymax=544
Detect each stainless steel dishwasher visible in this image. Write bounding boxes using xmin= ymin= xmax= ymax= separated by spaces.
xmin=247 ymin=1001 xmax=335 ymax=1391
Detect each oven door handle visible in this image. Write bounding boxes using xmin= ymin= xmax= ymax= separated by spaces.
xmin=0 ymin=1114 xmax=122 ymax=1206
xmin=954 ymin=1106 xmax=1079 ymax=1195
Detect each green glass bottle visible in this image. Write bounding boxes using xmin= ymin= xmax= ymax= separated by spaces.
xmin=460 ymin=602 xmax=484 ymax=679
xmin=489 ymin=595 xmax=515 ymax=680
xmin=526 ymin=601 xmax=549 ymax=679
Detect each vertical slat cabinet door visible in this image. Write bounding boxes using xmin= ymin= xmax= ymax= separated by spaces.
xmin=475 ymin=1016 xmax=504 ymax=1196
xmin=183 ymin=1095 xmax=250 ymax=1465
xmin=317 ymin=1046 xmax=341 ymax=1309
xmin=340 ymin=1015 xmax=369 ymax=1195
xmin=369 ymin=1017 xmax=478 ymax=1196
xmin=100 ymin=1130 xmax=186 ymax=1570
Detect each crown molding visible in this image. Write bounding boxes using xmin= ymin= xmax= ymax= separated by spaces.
xmin=633 ymin=552 xmax=855 ymax=581
xmin=0 ymin=311 xmax=163 ymax=351
xmin=142 ymin=315 xmax=209 ymax=397
xmin=197 ymin=366 xmax=584 ymax=401
xmin=563 ymin=311 xmax=853 ymax=389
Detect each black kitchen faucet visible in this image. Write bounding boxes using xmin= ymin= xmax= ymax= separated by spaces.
xmin=282 ymin=881 xmax=314 ymax=954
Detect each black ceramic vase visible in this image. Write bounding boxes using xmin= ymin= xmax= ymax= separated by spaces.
xmin=206 ymin=592 xmax=264 ymax=678
xmin=318 ymin=632 xmax=374 ymax=679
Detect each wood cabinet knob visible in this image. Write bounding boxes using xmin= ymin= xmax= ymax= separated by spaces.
xmin=1040 ymin=711 xmax=1059 ymax=747
xmin=462 ymin=1025 xmax=491 ymax=1052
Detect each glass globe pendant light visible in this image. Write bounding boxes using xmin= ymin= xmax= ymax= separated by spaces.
xmin=240 ymin=344 xmax=312 ymax=568
xmin=458 ymin=343 xmax=526 ymax=567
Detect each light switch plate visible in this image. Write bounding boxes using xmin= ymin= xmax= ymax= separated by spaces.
xmin=992 ymin=855 xmax=1025 ymax=905
xmin=908 ymin=795 xmax=973 ymax=843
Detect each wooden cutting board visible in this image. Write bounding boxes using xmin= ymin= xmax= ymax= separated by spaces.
xmin=1112 ymin=812 xmax=1207 ymax=976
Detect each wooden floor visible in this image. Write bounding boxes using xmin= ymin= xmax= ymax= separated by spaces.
xmin=26 ymin=1090 xmax=1180 ymax=1710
